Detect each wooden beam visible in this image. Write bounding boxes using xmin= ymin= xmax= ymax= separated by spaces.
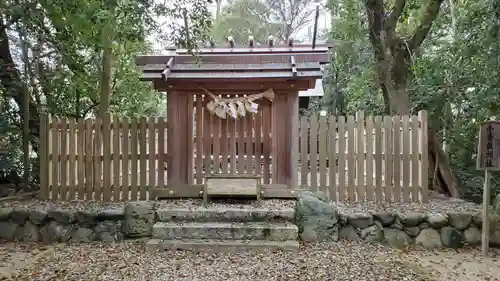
xmin=153 ymin=184 xmax=297 ymax=199
xmin=136 ymin=53 xmax=329 ymax=65
xmin=152 ymin=79 xmax=314 ymax=91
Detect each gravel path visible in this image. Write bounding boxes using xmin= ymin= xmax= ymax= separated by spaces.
xmin=0 ymin=241 xmax=433 ymax=281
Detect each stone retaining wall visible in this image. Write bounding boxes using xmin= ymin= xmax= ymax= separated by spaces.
xmin=296 ymin=191 xmax=500 ymax=249
xmin=0 ymin=202 xmax=155 ymax=243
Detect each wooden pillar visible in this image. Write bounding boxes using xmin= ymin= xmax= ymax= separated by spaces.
xmin=272 ymin=91 xmax=299 ymax=187
xmin=167 ymin=91 xmax=193 ymax=186
xmin=289 ymin=92 xmax=299 ymax=189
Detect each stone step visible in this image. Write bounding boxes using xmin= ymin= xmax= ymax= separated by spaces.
xmin=156 ymin=207 xmax=295 ymax=223
xmin=145 ymin=239 xmax=299 ymax=253
xmin=152 ymin=222 xmax=298 ymax=241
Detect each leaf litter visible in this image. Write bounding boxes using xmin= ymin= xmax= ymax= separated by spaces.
xmin=0 ymin=240 xmax=498 ymax=281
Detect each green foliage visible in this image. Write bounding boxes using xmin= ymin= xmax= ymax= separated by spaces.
xmin=0 ymin=0 xmax=213 ymax=182
xmin=321 ymin=0 xmax=500 ymax=198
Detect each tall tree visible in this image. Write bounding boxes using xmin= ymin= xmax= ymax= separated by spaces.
xmin=212 ymin=0 xmax=317 ymax=44
xmin=361 ymin=0 xmax=462 ymax=197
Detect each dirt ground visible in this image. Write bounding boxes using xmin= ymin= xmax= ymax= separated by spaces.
xmin=1 ymin=242 xmax=499 ymax=281
xmin=401 ymin=247 xmax=500 ymax=281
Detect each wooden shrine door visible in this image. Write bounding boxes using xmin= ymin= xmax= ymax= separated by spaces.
xmin=192 ymin=94 xmax=273 ymax=185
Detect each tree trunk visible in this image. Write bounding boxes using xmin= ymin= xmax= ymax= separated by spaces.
xmin=363 ymin=0 xmax=462 ymax=198
xmin=0 ymin=17 xmax=41 ymax=153
xmin=99 ymin=23 xmax=113 ymax=116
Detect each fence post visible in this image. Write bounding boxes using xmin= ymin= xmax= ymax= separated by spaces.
xmin=418 ymin=110 xmax=429 ymax=202
xmin=39 ymin=113 xmax=49 ymax=199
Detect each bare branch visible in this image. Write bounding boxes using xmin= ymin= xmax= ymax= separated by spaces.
xmin=409 ymin=0 xmax=445 ymax=50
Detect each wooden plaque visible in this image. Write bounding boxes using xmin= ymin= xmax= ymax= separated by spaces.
xmin=477 ymin=121 xmax=500 ymax=171
xmin=203 ymin=174 xmax=261 ymax=206
xmin=206 ymin=178 xmax=258 ymax=196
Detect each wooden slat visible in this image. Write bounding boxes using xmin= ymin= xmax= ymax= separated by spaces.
xmin=383 ymin=116 xmax=393 ymax=202
xmin=337 ymin=116 xmax=346 ymax=201
xmin=246 ymin=114 xmax=253 ymax=174
xmin=401 ymin=115 xmax=411 ymax=202
xmin=203 ymin=107 xmax=212 ymax=175
xmin=365 ymin=115 xmax=374 ymax=201
xmin=262 ymin=104 xmax=271 ymax=184
xmin=84 ymin=119 xmax=93 ymax=200
xmin=419 ymin=111 xmax=429 ymax=202
xmin=309 ymin=115 xmax=318 ymax=191
xmin=187 ymin=96 xmax=194 ymax=184
xmin=346 ymin=115 xmax=355 ymax=201
xmin=213 ymin=114 xmax=221 ymax=173
xmin=148 ymin=117 xmax=156 ymax=200
xmin=112 ymin=115 xmax=121 ymax=201
xmin=228 ymin=117 xmax=237 ymax=174
xmin=318 ymin=116 xmax=327 ymax=192
xmin=328 ymin=116 xmax=337 ymax=201
xmin=68 ymin=118 xmax=76 ymax=200
xmin=221 ymin=117 xmax=228 ymax=173
xmin=300 ymin=116 xmax=308 ymax=187
xmin=254 ymin=111 xmax=262 ymax=176
xmin=195 ymin=96 xmax=204 ymax=183
xmin=102 ymin=113 xmax=112 ymax=201
xmin=374 ymin=116 xmax=383 ymax=202
xmin=139 ymin=117 xmax=147 ymax=200
xmin=130 ymin=119 xmax=138 ymax=201
xmin=237 ymin=116 xmax=245 ymax=174
xmin=122 ymin=119 xmax=130 ymax=201
xmin=93 ymin=118 xmax=102 ymax=201
xmin=60 ymin=119 xmax=68 ymax=200
xmin=51 ymin=117 xmax=60 ymax=200
xmin=356 ymin=111 xmax=366 ymax=201
xmin=392 ymin=115 xmax=401 ymax=202
xmin=39 ymin=114 xmax=49 ymax=199
xmin=76 ymin=118 xmax=85 ymax=200
xmin=411 ymin=115 xmax=420 ymax=202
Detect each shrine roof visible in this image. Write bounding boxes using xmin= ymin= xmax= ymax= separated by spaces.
xmin=135 ymin=44 xmax=331 ymax=82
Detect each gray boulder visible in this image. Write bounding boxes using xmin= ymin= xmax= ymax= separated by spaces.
xmin=383 ymin=228 xmax=411 ymax=249
xmin=11 ymin=208 xmax=29 ymax=225
xmin=346 ymin=213 xmax=373 ymax=229
xmin=463 ymin=226 xmax=481 ymax=245
xmin=71 ymin=227 xmax=94 ymax=243
xmin=441 ymin=226 xmax=465 ymax=249
xmin=339 ymin=225 xmax=360 ymax=241
xmin=447 ymin=212 xmax=473 ymax=230
xmin=360 ymin=225 xmax=384 ymax=243
xmin=398 ymin=212 xmax=426 ymax=227
xmin=48 ymin=209 xmax=76 ymax=225
xmin=0 ymin=222 xmax=18 ymax=240
xmin=415 ymin=228 xmax=442 ymax=248
xmin=21 ymin=222 xmax=40 ymax=242
xmin=123 ymin=202 xmax=155 ymax=238
xmin=296 ymin=191 xmax=338 ymax=241
xmin=29 ymin=210 xmax=48 ymax=225
xmin=373 ymin=212 xmax=396 ymax=227
xmin=404 ymin=227 xmax=421 ymax=237
xmin=426 ymin=213 xmax=448 ymax=228
xmin=0 ymin=208 xmax=12 ymax=221
xmin=40 ymin=221 xmax=74 ymax=244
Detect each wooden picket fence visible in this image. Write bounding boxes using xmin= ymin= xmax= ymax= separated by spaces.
xmin=38 ymin=111 xmax=428 ymax=203
xmin=39 ymin=113 xmax=168 ymax=201
xmin=299 ymin=111 xmax=428 ymax=203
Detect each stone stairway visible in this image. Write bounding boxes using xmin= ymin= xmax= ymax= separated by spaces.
xmin=146 ymin=204 xmax=299 ymax=252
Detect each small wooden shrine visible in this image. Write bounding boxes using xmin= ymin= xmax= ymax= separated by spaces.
xmin=135 ymin=36 xmax=329 ymax=198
